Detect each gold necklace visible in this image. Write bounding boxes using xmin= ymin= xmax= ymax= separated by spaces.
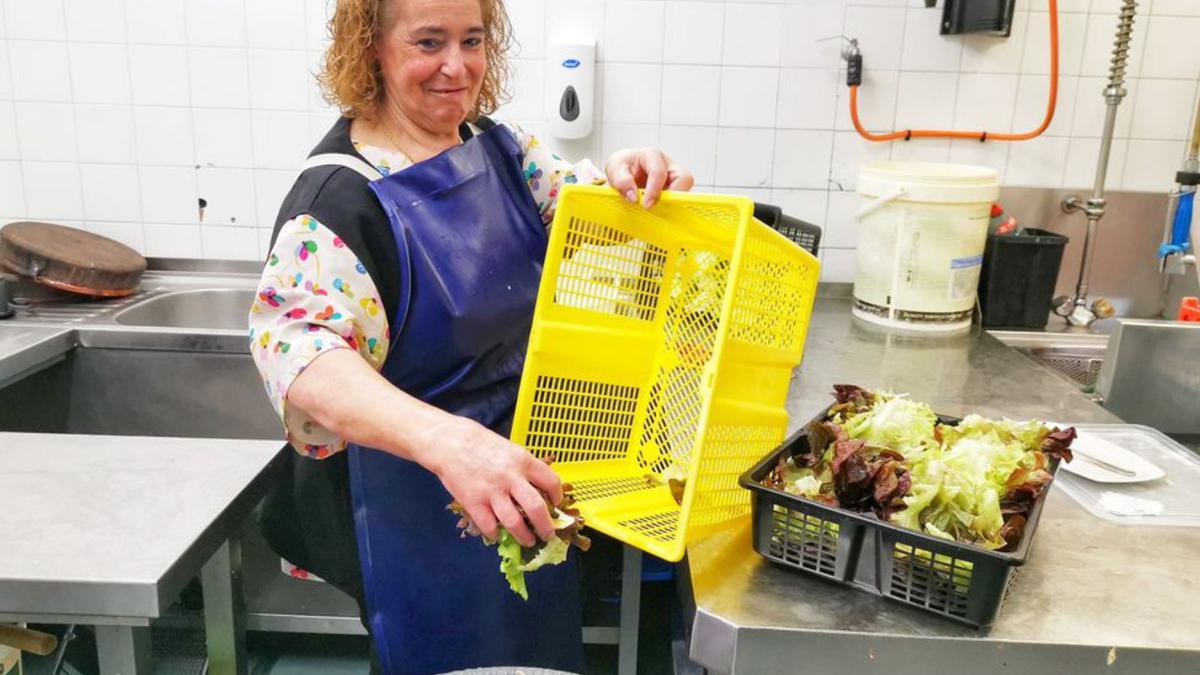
xmin=379 ymin=119 xmax=417 ymax=165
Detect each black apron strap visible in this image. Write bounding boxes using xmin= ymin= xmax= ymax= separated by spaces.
xmin=470 ymin=115 xmax=497 ymax=132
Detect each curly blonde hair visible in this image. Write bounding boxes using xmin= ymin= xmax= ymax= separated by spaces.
xmin=317 ymin=0 xmax=513 ymax=120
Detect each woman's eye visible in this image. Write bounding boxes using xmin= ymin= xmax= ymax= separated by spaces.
xmin=464 ymin=37 xmax=483 ymax=48
xmin=417 ymin=39 xmax=441 ymax=50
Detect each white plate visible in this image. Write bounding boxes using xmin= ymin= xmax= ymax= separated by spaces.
xmin=1048 ymin=423 xmax=1166 ymax=484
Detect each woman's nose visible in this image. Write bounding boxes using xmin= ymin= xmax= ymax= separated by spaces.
xmin=441 ymin=46 xmax=466 ymax=78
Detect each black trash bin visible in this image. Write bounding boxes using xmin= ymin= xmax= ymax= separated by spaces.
xmin=978 ymin=228 xmax=1069 ymax=329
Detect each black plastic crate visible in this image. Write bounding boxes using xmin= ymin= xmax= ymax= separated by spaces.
xmin=738 ymin=409 xmax=1060 ymax=628
xmin=754 ymin=202 xmax=822 ymax=257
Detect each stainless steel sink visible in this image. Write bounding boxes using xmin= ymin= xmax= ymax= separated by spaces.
xmin=988 ymin=330 xmax=1110 ymax=392
xmin=991 ymin=322 xmax=1200 ymax=436
xmin=115 ymin=289 xmax=256 ymax=330
xmin=0 ymin=344 xmax=279 ymax=439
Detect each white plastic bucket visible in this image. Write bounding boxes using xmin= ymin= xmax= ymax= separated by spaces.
xmin=851 ymin=161 xmax=1000 ymax=332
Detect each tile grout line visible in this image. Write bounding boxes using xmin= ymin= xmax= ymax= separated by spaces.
xmin=0 ymin=4 xmax=30 ymax=221
xmin=986 ymin=10 xmax=1028 ymax=180
xmin=946 ymin=9 xmax=965 ymax=164
xmin=541 ymin=0 xmax=549 ymax=161
xmin=1005 ymin=0 xmax=1041 ymax=185
xmin=242 ymin=0 xmax=266 ymax=258
xmin=655 ymin=0 xmax=666 ymax=151
xmin=7 ymin=49 xmax=1200 ymax=81
xmin=878 ymin=4 xmax=903 ymax=167
xmin=241 ymin=0 xmax=261 ymax=257
xmin=116 ymin=0 xmax=148 ymax=250
xmin=709 ymin=1 xmax=726 ymax=191
xmin=878 ymin=4 xmax=900 ymax=167
xmin=760 ymin=3 xmax=783 ymax=197
xmin=598 ymin=0 xmax=608 ymax=164
xmin=821 ymin=1 xmax=852 ymax=264
xmin=15 ymin=55 xmax=1200 ymax=80
xmin=56 ymin=0 xmax=88 ymax=231
xmin=7 ymin=97 xmax=335 ymax=115
xmin=13 ymin=124 xmax=1176 ymax=151
xmin=1066 ymin=3 xmax=1097 ymax=190
xmin=181 ymin=1 xmax=205 ymax=259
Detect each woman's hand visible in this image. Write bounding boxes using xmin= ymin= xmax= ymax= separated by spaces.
xmin=416 ymin=416 xmax=563 ymax=548
xmin=606 ymin=148 xmax=695 ymax=209
xmin=285 ymin=351 xmax=562 ymax=548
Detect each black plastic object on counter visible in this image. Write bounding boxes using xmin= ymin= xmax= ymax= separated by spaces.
xmin=978 ymin=228 xmax=1069 ymax=330
xmin=753 ymin=202 xmax=822 ymax=257
xmin=739 ymin=407 xmax=1062 ymax=629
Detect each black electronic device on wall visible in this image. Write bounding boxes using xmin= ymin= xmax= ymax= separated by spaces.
xmin=940 ymin=0 xmax=1016 ymax=37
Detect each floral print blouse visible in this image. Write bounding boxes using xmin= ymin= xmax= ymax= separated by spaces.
xmin=249 ymin=123 xmax=606 ymax=459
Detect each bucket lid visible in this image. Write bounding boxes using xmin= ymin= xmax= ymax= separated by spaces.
xmin=858 ymin=161 xmax=1000 ymax=204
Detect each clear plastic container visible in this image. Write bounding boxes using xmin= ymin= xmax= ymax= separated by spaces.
xmin=1054 ymin=424 xmax=1200 ymax=528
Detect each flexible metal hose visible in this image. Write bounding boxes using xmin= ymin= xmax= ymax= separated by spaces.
xmin=1059 ymin=0 xmax=1141 ymax=326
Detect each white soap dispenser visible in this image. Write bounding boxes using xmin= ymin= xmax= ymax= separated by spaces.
xmin=546 ymin=40 xmax=595 ymax=139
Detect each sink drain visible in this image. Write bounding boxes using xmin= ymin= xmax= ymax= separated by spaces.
xmin=1034 ymin=352 xmax=1104 ymax=389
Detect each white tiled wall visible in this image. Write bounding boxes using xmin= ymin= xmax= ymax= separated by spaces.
xmin=0 ymin=0 xmax=336 ymax=260
xmin=1 ymin=0 xmax=1198 ymax=279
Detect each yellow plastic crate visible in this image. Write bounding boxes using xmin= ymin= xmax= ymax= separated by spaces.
xmin=511 ymin=185 xmax=820 ymax=561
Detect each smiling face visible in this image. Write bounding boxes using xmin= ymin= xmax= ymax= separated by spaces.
xmin=376 ymin=0 xmax=487 ymax=135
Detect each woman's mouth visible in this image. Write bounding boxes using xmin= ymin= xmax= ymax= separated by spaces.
xmin=428 ymin=87 xmax=469 ymax=98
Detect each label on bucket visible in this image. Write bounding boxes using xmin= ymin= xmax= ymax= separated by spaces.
xmin=852 ymin=200 xmax=989 ymax=328
xmin=948 ymin=254 xmax=984 ymax=301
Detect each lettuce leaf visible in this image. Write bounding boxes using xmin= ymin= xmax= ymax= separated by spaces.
xmin=449 ymin=473 xmax=592 ymax=601
xmin=792 ymin=474 xmax=825 ymax=497
xmin=520 ymin=535 xmax=570 ymax=573
xmin=841 ymin=394 xmax=939 ymax=461
xmin=495 ymin=524 xmax=574 ymax=601
xmin=496 ymin=530 xmax=529 ymax=600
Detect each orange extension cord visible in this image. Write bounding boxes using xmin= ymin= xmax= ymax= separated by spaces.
xmin=850 ymin=0 xmax=1059 ymax=142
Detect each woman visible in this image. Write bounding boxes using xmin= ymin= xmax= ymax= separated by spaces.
xmin=248 ymin=0 xmax=693 ymax=673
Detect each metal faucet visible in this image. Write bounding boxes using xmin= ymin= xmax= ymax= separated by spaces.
xmin=1057 ymin=0 xmax=1138 ymax=328
xmin=1157 ymin=56 xmax=1200 ymax=311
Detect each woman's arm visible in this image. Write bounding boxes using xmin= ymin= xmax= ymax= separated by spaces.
xmin=286 ymin=350 xmax=561 ymax=547
xmin=251 ymin=214 xmax=390 ymax=458
xmin=250 ymin=214 xmax=558 ymax=546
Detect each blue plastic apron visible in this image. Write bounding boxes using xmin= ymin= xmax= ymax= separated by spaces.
xmin=328 ymin=124 xmax=583 ymax=675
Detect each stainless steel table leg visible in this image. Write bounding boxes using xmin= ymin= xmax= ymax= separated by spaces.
xmin=618 ymin=545 xmax=642 ymax=675
xmin=201 ymin=537 xmax=248 ymax=675
xmin=95 ymin=625 xmax=150 ymax=675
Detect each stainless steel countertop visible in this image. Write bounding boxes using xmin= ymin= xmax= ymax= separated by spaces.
xmin=686 ymin=296 xmax=1200 ymax=674
xmin=0 ymin=432 xmax=284 ymax=621
xmin=0 ymin=324 xmax=73 ymax=385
